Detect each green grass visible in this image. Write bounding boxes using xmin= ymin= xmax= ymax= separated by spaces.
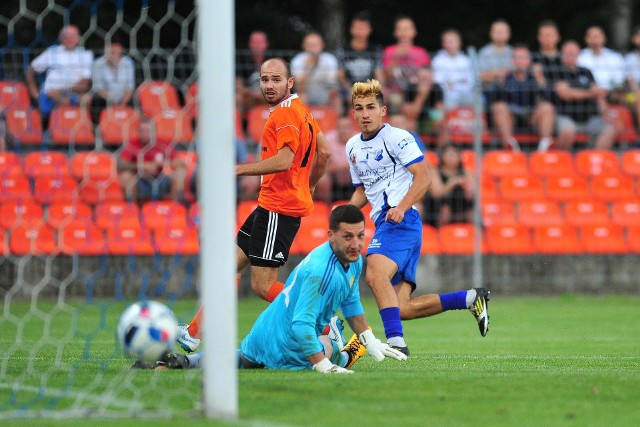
xmin=1 ymin=295 xmax=639 ymax=426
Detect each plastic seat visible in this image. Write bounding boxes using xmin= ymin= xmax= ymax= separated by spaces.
xmin=236 ymin=200 xmax=259 ymax=229
xmin=579 ymin=224 xmax=628 ymax=254
xmin=71 ymin=151 xmax=116 ymax=182
xmin=611 ymin=201 xmax=640 ymax=227
xmin=141 ymin=200 xmax=188 ymax=231
xmin=486 ymin=224 xmax=534 ymax=254
xmin=0 ymin=175 xmax=32 ymax=202
xmin=33 ymin=176 xmax=78 ymax=204
xmin=46 ymin=201 xmax=93 ymax=228
xmin=98 ymin=106 xmax=141 ymax=146
xmin=421 ymin=224 xmax=441 ymax=254
xmin=425 ymin=151 xmax=438 ymax=167
xmin=480 ymin=174 xmax=498 ymax=200
xmin=290 ymin=213 xmax=329 ymax=255
xmin=188 ymin=201 xmax=200 ymax=228
xmin=498 ymin=174 xmax=545 ymax=202
xmin=483 ymin=150 xmax=528 ymax=178
xmin=9 ymin=224 xmax=57 ymax=255
xmin=0 ymin=81 xmax=30 ymax=109
xmin=308 ymin=106 xmax=338 ymax=132
xmin=152 ymin=109 xmax=194 ymax=144
xmin=532 ymin=225 xmax=581 ymax=254
xmin=24 ymin=151 xmax=70 ymax=179
xmin=517 ymin=200 xmax=564 ymax=227
xmin=564 ymin=199 xmax=610 ymax=227
xmin=0 ymin=200 xmax=44 ymax=229
xmin=94 ymin=201 xmax=141 ymax=230
xmin=481 ymin=199 xmax=517 ymax=227
xmin=106 ymin=225 xmax=154 ymax=255
xmin=574 ymin=150 xmax=620 ymax=177
xmin=78 ymin=178 xmax=124 ymax=205
xmin=5 ymin=108 xmax=44 ymax=146
xmin=626 ymin=226 xmax=640 ymax=253
xmin=439 ymin=223 xmax=483 ymax=254
xmin=58 ymin=218 xmax=106 ymax=255
xmin=460 ymin=150 xmax=476 ymax=172
xmin=544 ymin=174 xmax=590 ymax=202
xmin=49 ymin=106 xmax=95 ymax=146
xmin=153 ymin=225 xmax=199 ymax=255
xmin=620 ymin=150 xmax=640 ymax=176
xmin=605 ymin=105 xmax=638 ymax=143
xmin=246 ymin=106 xmax=271 ymax=144
xmin=529 ymin=151 xmax=574 ymax=177
xmin=0 ymin=152 xmax=23 ymax=177
xmin=136 ymin=80 xmax=182 ymax=117
xmin=443 ymin=107 xmax=491 ymax=144
xmin=590 ymin=175 xmax=635 ymax=202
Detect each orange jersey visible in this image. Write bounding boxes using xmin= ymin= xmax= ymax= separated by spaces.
xmin=258 ymin=94 xmax=320 ymax=217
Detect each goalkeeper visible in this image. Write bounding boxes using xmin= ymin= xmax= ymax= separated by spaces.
xmin=144 ymin=204 xmax=406 ymax=372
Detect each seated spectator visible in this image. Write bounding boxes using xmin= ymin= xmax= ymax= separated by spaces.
xmin=26 ymin=25 xmax=93 ymax=117
xmin=532 ymin=20 xmax=563 ymax=82
xmin=118 ymin=118 xmax=187 ymax=203
xmin=382 ymin=15 xmax=444 ymax=135
xmin=624 ymin=26 xmax=640 ymax=129
xmin=291 ymin=31 xmax=342 ymax=115
xmin=432 ymin=28 xmax=475 ymax=111
xmin=90 ymin=34 xmax=135 ymax=122
xmin=478 ymin=19 xmax=513 ymax=104
xmin=491 ymin=44 xmax=555 ymax=151
xmin=550 ymin=40 xmax=617 ymax=150
xmin=236 ymin=31 xmax=271 ymax=113
xmin=335 ymin=11 xmax=384 ymax=112
xmin=423 ymin=144 xmax=474 ymax=227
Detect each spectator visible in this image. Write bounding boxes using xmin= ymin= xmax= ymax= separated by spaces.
xmin=423 ymin=144 xmax=474 ymax=227
xmin=578 ymin=25 xmax=626 ymax=106
xmin=432 ymin=28 xmax=475 ymax=111
xmin=26 ymin=25 xmax=93 ymax=117
xmin=236 ymin=31 xmax=271 ymax=112
xmin=291 ymin=31 xmax=342 ymax=115
xmin=624 ymin=26 xmax=640 ymax=129
xmin=382 ymin=15 xmax=444 ymax=135
xmin=90 ymin=34 xmax=135 ymax=122
xmin=532 ymin=20 xmax=563 ymax=81
xmin=478 ymin=19 xmax=513 ymax=103
xmin=118 ymin=118 xmax=187 ymax=203
xmin=335 ymin=11 xmax=385 ymax=112
xmin=550 ymin=40 xmax=617 ymax=150
xmin=491 ymin=44 xmax=555 ymax=151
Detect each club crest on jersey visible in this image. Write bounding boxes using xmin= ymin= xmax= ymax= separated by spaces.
xmin=374 ymin=149 xmax=383 ymax=161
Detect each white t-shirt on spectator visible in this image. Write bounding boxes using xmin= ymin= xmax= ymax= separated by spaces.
xmin=577 ymin=47 xmax=625 ymax=90
xmin=624 ymin=51 xmax=640 ymax=85
xmin=432 ymin=50 xmax=475 ymax=110
xmin=31 ymin=45 xmax=94 ymax=94
xmin=290 ymin=52 xmax=339 ymax=106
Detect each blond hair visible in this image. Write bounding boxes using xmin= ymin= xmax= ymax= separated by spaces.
xmin=351 ymin=79 xmax=384 ymax=105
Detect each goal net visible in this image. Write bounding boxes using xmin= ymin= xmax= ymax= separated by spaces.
xmin=0 ymin=0 xmax=204 ymax=419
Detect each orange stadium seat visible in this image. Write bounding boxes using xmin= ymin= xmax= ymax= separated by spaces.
xmin=0 ymin=200 xmax=44 ymax=229
xmin=0 ymin=175 xmax=31 ymax=202
xmin=49 ymin=106 xmax=95 ymax=146
xmin=184 ymin=81 xmax=198 ymax=120
xmin=460 ymin=150 xmax=476 ymax=172
xmin=532 ymin=225 xmax=581 ymax=254
xmin=421 ymin=224 xmax=441 ymax=254
xmin=33 ymin=176 xmax=78 ymax=204
xmin=246 ymin=106 xmax=270 ymax=144
xmin=153 ymin=225 xmax=200 ymax=255
xmin=439 ymin=223 xmax=483 ymax=254
xmin=309 ymin=106 xmax=338 ymax=133
xmin=481 ymin=199 xmax=517 ymax=227
xmin=236 ymin=200 xmax=259 ymax=230
xmin=483 ymin=150 xmax=528 ymax=178
xmin=498 ymin=174 xmax=545 ymax=202
xmin=529 ymin=150 xmax=574 ymax=177
xmin=9 ymin=223 xmax=57 ymax=255
xmin=611 ymin=200 xmax=640 ymax=227
xmin=106 ymin=225 xmax=154 ymax=255
xmin=136 ymin=80 xmax=181 ymax=117
xmin=574 ymin=150 xmax=620 ymax=177
xmin=626 ymin=225 xmax=640 ymax=253
xmin=517 ymin=200 xmax=564 ymax=227
xmin=605 ymin=105 xmax=638 ymax=143
xmin=95 ymin=201 xmax=141 ymax=230
xmin=188 ymin=201 xmax=200 ymax=228
xmin=46 ymin=201 xmax=93 ymax=228
xmin=579 ymin=224 xmax=628 ymax=254
xmin=425 ymin=151 xmax=438 ymax=167
xmin=0 ymin=152 xmax=23 ymax=177
xmin=591 ymin=175 xmax=635 ymax=203
xmin=564 ymin=199 xmax=610 ymax=227
xmin=78 ymin=178 xmax=124 ymax=205
xmin=152 ymin=109 xmax=194 ymax=144
xmin=24 ymin=151 xmax=70 ymax=179
xmin=620 ymin=150 xmax=640 ymax=176
xmin=290 ymin=213 xmax=329 ymax=255
xmin=141 ymin=200 xmax=188 ymax=231
xmin=0 ymin=81 xmax=30 ymax=109
xmin=71 ymin=151 xmax=116 ymax=182
xmin=544 ymin=174 xmax=590 ymax=203
xmin=99 ymin=106 xmax=141 ymax=146
xmin=0 ymin=229 xmax=6 ymax=256
xmin=5 ymin=108 xmax=44 ymax=146
xmin=58 ymin=218 xmax=106 ymax=255
xmin=485 ymin=224 xmax=534 ymax=254
xmin=443 ymin=107 xmax=491 ymax=145
xmin=480 ymin=174 xmax=498 ymax=200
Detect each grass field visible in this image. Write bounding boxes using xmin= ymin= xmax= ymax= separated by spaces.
xmin=1 ymin=294 xmax=639 ymax=426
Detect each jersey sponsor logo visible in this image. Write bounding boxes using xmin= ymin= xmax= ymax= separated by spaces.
xmin=349 ymin=276 xmax=355 ymax=288
xmin=369 ymin=238 xmax=381 ymax=249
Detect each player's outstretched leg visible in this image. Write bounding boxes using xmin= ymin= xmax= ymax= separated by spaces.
xmin=177 ymin=324 xmax=201 ymax=352
xmin=326 ymin=316 xmax=346 ymax=348
xmin=469 ymin=288 xmax=490 ymax=337
xmin=155 ymin=352 xmax=190 ymax=370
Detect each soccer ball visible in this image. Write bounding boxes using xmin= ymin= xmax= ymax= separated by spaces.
xmin=116 ymin=300 xmax=179 ymax=362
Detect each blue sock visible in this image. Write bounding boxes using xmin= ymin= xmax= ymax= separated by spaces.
xmin=380 ymin=307 xmax=403 ymax=339
xmin=440 ymin=290 xmax=468 ymax=311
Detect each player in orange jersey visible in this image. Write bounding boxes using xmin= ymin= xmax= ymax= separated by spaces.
xmin=178 ymin=57 xmax=331 ymax=352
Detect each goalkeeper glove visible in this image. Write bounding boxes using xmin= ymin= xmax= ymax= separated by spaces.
xmin=312 ymin=357 xmax=353 ymax=374
xmin=358 ymin=329 xmax=407 ymax=362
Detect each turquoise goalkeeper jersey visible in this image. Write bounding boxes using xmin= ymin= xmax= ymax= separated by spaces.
xmin=240 ymin=241 xmax=364 ymax=370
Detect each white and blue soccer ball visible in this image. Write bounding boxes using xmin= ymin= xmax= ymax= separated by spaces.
xmin=117 ymin=300 xmax=179 ymax=362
